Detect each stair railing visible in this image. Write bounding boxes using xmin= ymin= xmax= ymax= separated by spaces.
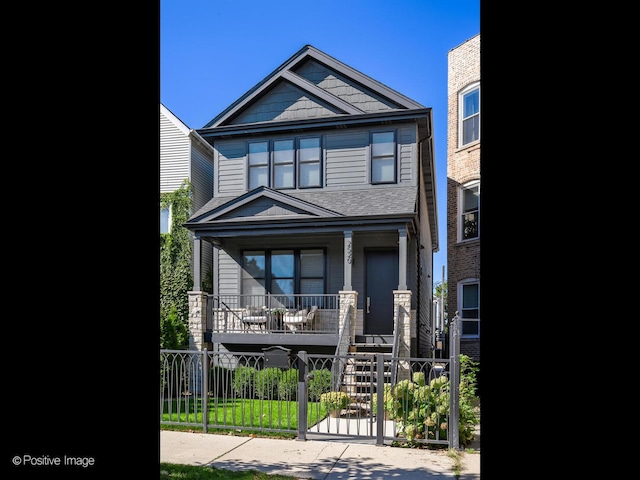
xmin=390 ymin=303 xmax=401 ymax=384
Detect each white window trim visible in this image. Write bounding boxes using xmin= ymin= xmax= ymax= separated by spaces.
xmin=457 ymin=278 xmax=480 ymax=339
xmin=458 ymin=82 xmax=480 ymax=148
xmin=457 ymin=180 xmax=480 ymax=242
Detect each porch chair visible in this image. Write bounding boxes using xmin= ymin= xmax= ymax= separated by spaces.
xmin=282 ymin=305 xmax=318 ymax=332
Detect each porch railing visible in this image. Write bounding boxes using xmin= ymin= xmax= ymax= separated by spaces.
xmin=206 ymin=294 xmax=340 ymax=334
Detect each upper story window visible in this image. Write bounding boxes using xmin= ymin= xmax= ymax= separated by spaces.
xmin=248 ymin=137 xmax=322 ymax=190
xmin=371 ymin=131 xmax=396 ymax=184
xmin=248 ymin=141 xmax=269 ymax=189
xmin=160 ymin=206 xmax=171 ymax=234
xmin=458 ymin=280 xmax=480 ymax=338
xmin=459 ymin=181 xmax=479 ymax=241
xmin=459 ymin=83 xmax=480 ymax=147
xmin=298 ymin=137 xmax=321 ymax=188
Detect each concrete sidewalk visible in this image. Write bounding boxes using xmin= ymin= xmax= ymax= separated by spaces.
xmin=160 ymin=428 xmax=480 ymax=479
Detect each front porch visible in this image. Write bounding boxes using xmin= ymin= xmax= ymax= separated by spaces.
xmin=188 ymin=291 xmax=413 ymax=361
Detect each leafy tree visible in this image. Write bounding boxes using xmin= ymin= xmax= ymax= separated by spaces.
xmin=160 ymin=179 xmax=193 ymax=350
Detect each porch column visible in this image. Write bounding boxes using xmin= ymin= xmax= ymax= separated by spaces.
xmin=394 ymin=289 xmax=412 ymax=381
xmin=343 ymin=230 xmax=353 ymax=290
xmin=188 ymin=291 xmax=207 ymax=351
xmin=398 ymin=228 xmax=407 ymax=290
xmin=338 ymin=290 xmax=358 ymax=355
xmin=193 ymin=234 xmax=202 ymax=291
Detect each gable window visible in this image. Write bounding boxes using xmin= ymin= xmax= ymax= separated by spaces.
xmin=242 ymin=249 xmax=326 ymax=304
xmin=459 ymin=181 xmax=479 ymax=241
xmin=459 ymin=83 xmax=480 ymax=146
xmin=458 ymin=280 xmax=480 ymax=338
xmin=160 ymin=206 xmax=171 ymax=234
xmin=371 ymin=131 xmax=396 ymax=184
xmin=248 ymin=141 xmax=269 ymax=189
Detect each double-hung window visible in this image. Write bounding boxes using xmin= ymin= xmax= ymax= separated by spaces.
xmin=460 ymin=83 xmax=480 ymax=146
xmin=273 ymin=140 xmax=295 ymax=189
xmin=459 ymin=280 xmax=480 ymax=338
xmin=248 ymin=141 xmax=269 ymax=189
xmin=298 ymin=137 xmax=321 ymax=188
xmin=459 ymin=181 xmax=479 ymax=241
xmin=371 ymin=131 xmax=396 ymax=184
xmin=248 ymin=137 xmax=322 ymax=190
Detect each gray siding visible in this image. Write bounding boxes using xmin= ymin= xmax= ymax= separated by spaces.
xmin=398 ymin=126 xmax=416 ymax=183
xmin=216 ymin=141 xmax=246 ymax=195
xmin=160 ymin=112 xmax=190 ymax=193
xmin=217 ymin=249 xmax=239 ymax=296
xmin=293 ymin=60 xmax=399 ymax=112
xmin=232 ymin=83 xmax=340 ymax=124
xmin=190 ymin=140 xmax=214 ymax=280
xmin=325 ymin=130 xmax=368 ymax=186
xmin=190 ymin=141 xmax=214 ymax=212
xmin=213 ymin=122 xmax=417 ymax=196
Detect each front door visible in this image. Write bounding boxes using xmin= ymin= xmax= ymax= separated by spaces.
xmin=364 ymin=249 xmax=398 ymax=335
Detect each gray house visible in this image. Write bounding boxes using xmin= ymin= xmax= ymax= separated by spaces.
xmin=183 ymin=44 xmax=439 ymax=361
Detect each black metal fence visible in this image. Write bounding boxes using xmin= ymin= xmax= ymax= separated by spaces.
xmin=160 ymin=348 xmax=456 ymax=448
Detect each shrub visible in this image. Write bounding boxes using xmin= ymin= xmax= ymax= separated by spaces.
xmin=320 ymin=391 xmax=350 ymax=411
xmin=308 ymin=368 xmax=332 ymax=401
xmin=255 ymin=367 xmax=283 ymax=399
xmin=385 ymin=355 xmax=479 ymax=446
xmin=277 ymin=368 xmax=298 ymax=400
xmin=232 ymin=366 xmax=257 ymax=398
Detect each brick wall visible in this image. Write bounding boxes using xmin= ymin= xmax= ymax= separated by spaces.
xmin=446 ymin=34 xmax=481 ymax=364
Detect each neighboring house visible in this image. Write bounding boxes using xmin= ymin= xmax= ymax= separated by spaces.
xmin=182 ymin=44 xmax=439 ymax=364
xmin=160 ymin=102 xmax=215 ymax=293
xmin=446 ymin=34 xmax=480 ymax=363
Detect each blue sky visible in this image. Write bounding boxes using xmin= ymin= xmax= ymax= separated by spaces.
xmin=160 ymin=0 xmax=480 ymax=287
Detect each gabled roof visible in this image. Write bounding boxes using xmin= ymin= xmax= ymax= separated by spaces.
xmin=188 ymin=185 xmax=418 ymax=225
xmin=160 ymin=102 xmax=214 ymax=154
xmin=202 ymin=44 xmax=425 ymax=129
xmin=185 ymin=186 xmax=342 ymax=225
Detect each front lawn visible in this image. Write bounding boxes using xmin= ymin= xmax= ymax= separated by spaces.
xmin=162 ymin=397 xmax=328 ymax=430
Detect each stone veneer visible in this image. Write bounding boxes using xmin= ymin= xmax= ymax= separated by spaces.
xmin=187 ymin=291 xmax=207 ymax=351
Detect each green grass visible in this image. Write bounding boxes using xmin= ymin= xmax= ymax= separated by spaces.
xmin=160 ymin=462 xmax=298 ymax=479
xmin=162 ymin=397 xmax=329 ymax=431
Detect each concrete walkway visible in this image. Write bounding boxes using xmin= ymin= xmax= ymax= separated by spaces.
xmin=160 ymin=423 xmax=480 ymax=479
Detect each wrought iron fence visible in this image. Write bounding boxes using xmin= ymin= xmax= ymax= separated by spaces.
xmin=160 ymin=349 xmax=455 ymax=448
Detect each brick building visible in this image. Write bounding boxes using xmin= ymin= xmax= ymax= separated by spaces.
xmin=446 ymin=34 xmax=480 ymax=363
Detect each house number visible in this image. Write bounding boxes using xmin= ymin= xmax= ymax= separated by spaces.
xmin=347 ymin=240 xmax=352 ymax=264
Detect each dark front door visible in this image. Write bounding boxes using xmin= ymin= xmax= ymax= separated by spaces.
xmin=364 ymin=249 xmax=398 ymax=335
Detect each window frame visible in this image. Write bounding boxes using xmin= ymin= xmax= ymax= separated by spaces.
xmin=459 ymin=82 xmax=480 ymax=147
xmin=247 ymin=136 xmax=323 ymax=191
xmin=241 ymin=248 xmax=326 ymax=297
xmin=458 ymin=180 xmax=480 ymax=242
xmin=160 ymin=205 xmax=171 ymax=234
xmin=298 ymin=136 xmax=322 ymax=189
xmin=370 ymin=130 xmax=397 ymax=185
xmin=457 ymin=279 xmax=480 ymax=339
